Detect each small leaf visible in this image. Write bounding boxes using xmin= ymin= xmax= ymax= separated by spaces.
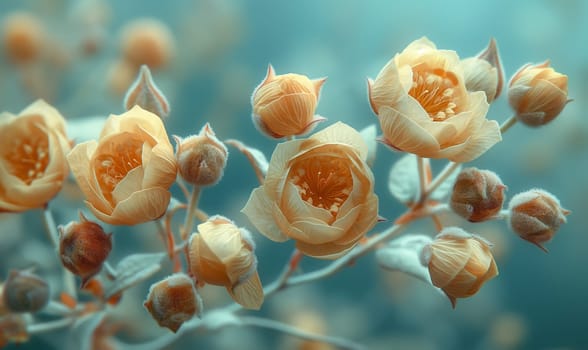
xmin=388 ymin=154 xmax=419 ymax=204
xmin=376 ymin=234 xmax=434 ymax=285
xmin=103 ymin=252 xmax=167 ymax=299
xmin=66 ymin=311 xmax=106 ymax=350
xmin=430 ymin=164 xmax=462 ymax=202
xmin=359 ymin=124 xmax=377 ymax=167
xmin=225 ymin=139 xmax=269 ymax=179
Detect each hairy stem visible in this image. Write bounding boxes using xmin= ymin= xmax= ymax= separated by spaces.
xmin=422 ymin=161 xmax=461 ymax=201
xmin=181 ymin=185 xmax=202 ymax=241
xmin=240 ymin=316 xmax=365 ymax=350
xmin=500 ymin=115 xmax=518 ymax=134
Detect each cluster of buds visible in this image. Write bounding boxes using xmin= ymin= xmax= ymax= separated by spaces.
xmin=507 ymin=189 xmax=570 ymax=252
xmin=421 ymin=227 xmax=498 ymax=308
xmin=58 ymin=212 xmax=112 ymax=286
xmin=174 ymin=123 xmax=228 ymax=187
xmin=450 ymin=167 xmax=506 ymax=222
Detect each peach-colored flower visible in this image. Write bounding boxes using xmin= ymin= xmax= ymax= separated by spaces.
xmin=508 ymin=61 xmax=568 ymax=127
xmin=188 ymin=215 xmax=263 ymax=310
xmin=67 ymin=106 xmax=177 ymax=225
xmin=242 ymin=122 xmax=379 ymax=259
xmin=251 ymin=65 xmax=326 ymax=138
xmin=368 ymin=37 xmax=501 ymax=163
xmin=0 ymin=100 xmax=71 ymax=212
xmin=421 ymin=227 xmax=498 ymax=307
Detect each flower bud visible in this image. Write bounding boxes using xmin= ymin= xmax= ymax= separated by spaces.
xmin=507 ymin=189 xmax=569 ymax=252
xmin=1 ymin=12 xmax=44 ymax=64
xmin=421 ymin=227 xmax=498 ymax=308
xmin=174 ymin=123 xmax=228 ymax=186
xmin=0 ymin=314 xmax=29 ymax=346
xmin=462 ymin=38 xmax=504 ymax=103
xmin=119 ymin=18 xmax=175 ymax=69
xmin=251 ymin=64 xmax=326 ymax=138
xmin=188 ymin=215 xmax=264 ymax=310
xmin=124 ymin=65 xmax=170 ymax=119
xmin=508 ymin=61 xmax=569 ymax=126
xmin=143 ymin=273 xmax=202 ymax=333
xmin=58 ymin=212 xmax=112 ymax=287
xmin=450 ymin=168 xmax=506 ymax=222
xmin=2 ymin=270 xmax=49 ymax=313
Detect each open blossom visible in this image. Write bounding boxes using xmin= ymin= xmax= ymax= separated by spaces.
xmin=242 ymin=122 xmax=379 ymax=259
xmin=508 ymin=61 xmax=568 ymax=127
xmin=251 ymin=65 xmax=326 ymax=138
xmin=0 ymin=100 xmax=71 ymax=212
xmin=188 ymin=216 xmax=263 ymax=310
xmin=368 ymin=37 xmax=501 ymax=163
xmin=67 ymin=106 xmax=177 ymax=225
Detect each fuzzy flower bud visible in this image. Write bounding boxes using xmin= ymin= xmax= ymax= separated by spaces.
xmin=143 ymin=273 xmax=202 ymax=333
xmin=174 ymin=123 xmax=228 ymax=186
xmin=421 ymin=227 xmax=498 ymax=308
xmin=2 ymin=270 xmax=49 ymax=313
xmin=1 ymin=12 xmax=45 ymax=64
xmin=119 ymin=18 xmax=175 ymax=70
xmin=188 ymin=215 xmax=264 ymax=310
xmin=450 ymin=168 xmax=506 ymax=222
xmin=251 ymin=64 xmax=326 ymax=139
xmin=124 ymin=65 xmax=170 ymax=119
xmin=507 ymin=189 xmax=569 ymax=252
xmin=461 ymin=38 xmax=504 ymax=103
xmin=58 ymin=212 xmax=112 ymax=286
xmin=508 ymin=61 xmax=569 ymax=126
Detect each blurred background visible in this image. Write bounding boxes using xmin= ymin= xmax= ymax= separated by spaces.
xmin=0 ymin=0 xmax=586 ymax=349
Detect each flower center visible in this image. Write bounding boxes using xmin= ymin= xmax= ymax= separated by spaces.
xmin=409 ymin=67 xmax=459 ymax=121
xmin=3 ymin=124 xmax=49 ymax=185
xmin=288 ymin=156 xmax=352 ymax=216
xmin=94 ymin=135 xmax=143 ymax=203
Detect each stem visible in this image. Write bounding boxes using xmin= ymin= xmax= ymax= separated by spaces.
xmin=41 ymin=204 xmax=77 ymax=299
xmin=28 ymin=317 xmax=76 ymax=334
xmin=500 ymin=115 xmax=518 ymax=134
xmin=181 ymin=186 xmax=202 ymax=241
xmin=274 ymin=223 xmax=406 ymax=292
xmin=417 ymin=157 xmax=427 ymax=200
xmin=421 ymin=162 xmax=461 ymax=201
xmin=240 ymin=316 xmax=365 ymax=350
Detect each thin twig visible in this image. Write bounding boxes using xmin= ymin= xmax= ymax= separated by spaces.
xmin=500 ymin=115 xmax=518 ymax=134
xmin=240 ymin=316 xmax=365 ymax=350
xmin=421 ymin=162 xmax=461 ymax=201
xmin=27 ymin=317 xmax=76 ymax=334
xmin=181 ymin=185 xmax=202 ymax=241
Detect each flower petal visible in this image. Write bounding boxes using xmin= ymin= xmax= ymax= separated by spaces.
xmin=241 ymin=187 xmax=288 ymax=242
xmin=227 ymin=272 xmax=264 ymax=310
xmin=105 ymin=187 xmax=170 ymax=225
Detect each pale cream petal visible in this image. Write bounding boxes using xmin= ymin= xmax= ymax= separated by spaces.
xmin=378 ymin=105 xmax=440 ymax=155
xmin=142 ymin=143 xmax=177 ymax=189
xmin=108 ymin=187 xmax=171 ymax=225
xmin=334 ymin=195 xmax=378 ymax=245
xmin=436 ymin=119 xmax=501 ymax=163
xmin=259 ymin=92 xmax=316 ymax=137
xmin=280 ymin=182 xmax=332 ymax=223
xmin=308 ymin=122 xmax=368 ymax=160
xmin=241 ymin=187 xmax=288 ymax=242
xmin=288 ymin=219 xmax=344 ymax=244
xmin=0 ymin=165 xmax=59 ymax=209
xmin=40 ymin=130 xmax=70 ymax=182
xmin=227 ymin=272 xmax=264 ymax=310
xmin=264 ymin=140 xmax=303 ymax=199
xmin=67 ymin=141 xmax=113 ymax=214
xmin=224 ymin=249 xmax=256 ymax=285
xmin=295 ymin=238 xmax=357 ymax=260
xmin=111 ymin=166 xmax=144 ymax=204
xmin=18 ymin=99 xmax=67 ymax=135
xmin=370 ymin=59 xmax=405 ymax=113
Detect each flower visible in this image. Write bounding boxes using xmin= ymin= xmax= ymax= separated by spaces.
xmin=507 ymin=189 xmax=569 ymax=252
xmin=368 ymin=37 xmax=501 ymax=163
xmin=0 ymin=100 xmax=71 ymax=212
xmin=421 ymin=227 xmax=498 ymax=307
xmin=119 ymin=18 xmax=175 ymax=70
xmin=1 ymin=12 xmax=44 ymax=64
xmin=251 ymin=65 xmax=326 ymax=138
xmin=188 ymin=215 xmax=263 ymax=310
xmin=508 ymin=61 xmax=569 ymax=127
xmin=67 ymin=106 xmax=177 ymax=225
xmin=242 ymin=122 xmax=379 ymax=259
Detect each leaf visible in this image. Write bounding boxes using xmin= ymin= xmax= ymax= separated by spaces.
xmin=359 ymin=124 xmax=377 ymax=167
xmin=66 ymin=311 xmax=106 ymax=350
xmin=103 ymin=252 xmax=167 ymax=299
xmin=225 ymin=139 xmax=269 ymax=179
xmin=388 ymin=154 xmax=420 ymax=204
xmin=376 ymin=234 xmax=434 ymax=285
xmin=430 ymin=163 xmax=462 ymax=202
